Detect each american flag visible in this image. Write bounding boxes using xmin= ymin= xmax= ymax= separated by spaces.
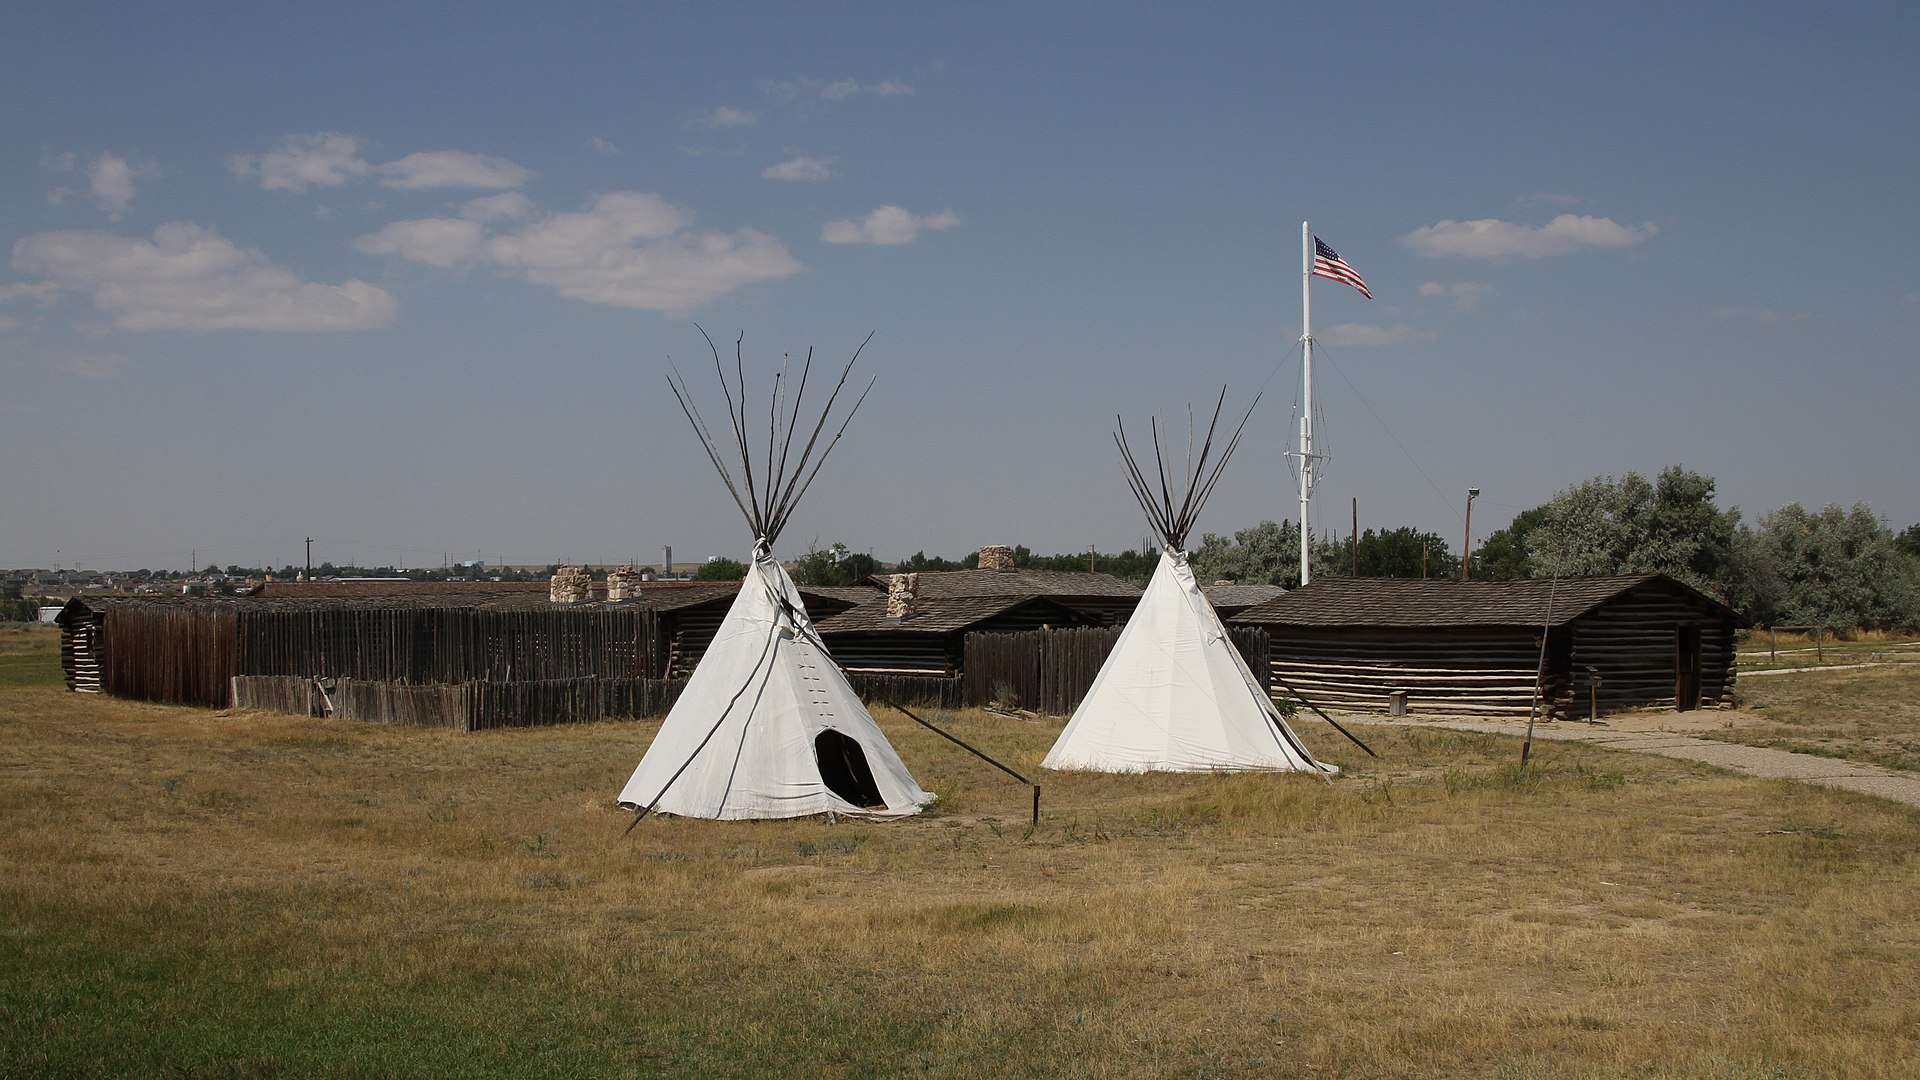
xmin=1312 ymin=237 xmax=1372 ymax=299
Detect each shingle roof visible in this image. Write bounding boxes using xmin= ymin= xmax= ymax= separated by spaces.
xmin=796 ymin=584 xmax=886 ymax=605
xmin=1200 ymin=583 xmax=1288 ymax=611
xmin=1229 ymin=574 xmax=1731 ymax=628
xmin=877 ymin=568 xmax=1141 ymax=599
xmin=815 ymin=595 xmax=1072 ymax=634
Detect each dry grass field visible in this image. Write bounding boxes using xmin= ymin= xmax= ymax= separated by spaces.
xmin=1713 ymin=659 xmax=1920 ymax=773
xmin=1735 ymin=629 xmax=1920 ymax=671
xmin=4 ymin=624 xmax=1919 ymax=1078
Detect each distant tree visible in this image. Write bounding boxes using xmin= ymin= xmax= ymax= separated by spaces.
xmin=790 ymin=542 xmax=851 ymax=587
xmin=1018 ymin=546 xmax=1157 ymax=586
xmin=1343 ymin=526 xmax=1458 ymax=579
xmin=1477 ymin=507 xmax=1546 ymax=580
xmin=693 ymin=558 xmax=747 ymax=582
xmin=1524 ymin=466 xmax=1741 ymax=600
xmin=841 ymin=551 xmax=880 ymax=584
xmin=1897 ymin=523 xmax=1920 ymax=560
xmin=1742 ymin=503 xmax=1919 ymax=632
xmin=896 ymin=551 xmax=965 ymax=572
xmin=1192 ymin=520 xmax=1310 ymax=587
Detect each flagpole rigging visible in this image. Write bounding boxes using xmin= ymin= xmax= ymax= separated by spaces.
xmin=1298 ymin=220 xmax=1315 ymax=587
xmin=1292 ymin=227 xmax=1370 ymax=588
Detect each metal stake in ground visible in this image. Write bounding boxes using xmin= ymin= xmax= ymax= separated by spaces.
xmin=1266 ymin=670 xmax=1377 ymax=758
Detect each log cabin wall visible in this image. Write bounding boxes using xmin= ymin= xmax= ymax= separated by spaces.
xmin=1566 ymin=580 xmax=1736 ymax=717
xmin=1264 ymin=626 xmax=1550 ymax=717
xmin=1242 ymin=575 xmax=1737 ymax=720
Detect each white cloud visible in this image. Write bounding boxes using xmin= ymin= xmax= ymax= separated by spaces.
xmin=353 ymin=217 xmax=487 ymax=268
xmin=460 ymin=192 xmax=533 ymax=222
xmin=87 ymin=152 xmax=149 ymax=219
xmin=770 ymin=77 xmax=914 ymax=101
xmin=1319 ymin=323 xmax=1438 ymax=347
xmin=42 ymin=150 xmax=153 ymax=218
xmin=588 ymin=135 xmax=619 ymax=155
xmin=376 ymin=150 xmax=535 ymax=190
xmin=1703 ymin=305 xmax=1810 ymax=322
xmin=697 ymin=106 xmax=758 ymax=128
xmin=763 ymin=155 xmax=835 ymax=181
xmin=821 ymin=206 xmax=959 ymax=246
xmin=12 ymin=223 xmax=397 ymax=332
xmin=230 ymin=135 xmax=533 ymax=193
xmin=228 ymin=133 xmax=371 ymax=192
xmin=359 ymin=191 xmax=802 ymax=315
xmin=1417 ymin=280 xmax=1497 ymax=312
xmin=1402 ymin=214 xmax=1657 ymax=258
xmin=0 ymin=282 xmax=60 ymax=306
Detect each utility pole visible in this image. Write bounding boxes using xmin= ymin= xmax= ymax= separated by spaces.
xmin=1462 ymin=489 xmax=1479 ymax=581
xmin=1351 ymin=497 xmax=1358 ymax=577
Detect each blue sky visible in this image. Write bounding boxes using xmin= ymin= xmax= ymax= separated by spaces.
xmin=4 ymin=3 xmax=1916 ymax=572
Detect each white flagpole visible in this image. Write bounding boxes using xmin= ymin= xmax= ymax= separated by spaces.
xmin=1299 ymin=221 xmax=1314 ymax=586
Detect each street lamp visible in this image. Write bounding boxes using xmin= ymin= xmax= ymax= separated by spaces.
xmin=1463 ymin=488 xmax=1480 ymax=581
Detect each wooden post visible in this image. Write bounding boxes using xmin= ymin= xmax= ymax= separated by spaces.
xmin=1351 ymin=497 xmax=1359 ymax=577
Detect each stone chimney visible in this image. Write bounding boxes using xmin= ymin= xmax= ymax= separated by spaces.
xmin=886 ymin=573 xmax=919 ymax=622
xmin=549 ymin=566 xmax=594 ymax=604
xmin=977 ymin=544 xmax=1015 ymax=572
xmin=605 ymin=566 xmax=642 ymax=601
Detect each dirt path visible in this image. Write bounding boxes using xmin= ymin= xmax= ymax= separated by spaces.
xmin=1360 ymin=714 xmax=1920 ymax=810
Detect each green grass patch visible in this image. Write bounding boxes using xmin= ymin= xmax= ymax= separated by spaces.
xmin=0 ymin=651 xmax=62 ymax=688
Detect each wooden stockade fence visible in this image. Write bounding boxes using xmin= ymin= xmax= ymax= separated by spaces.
xmin=94 ymin=603 xmax=237 ymax=709
xmin=69 ymin=596 xmax=1286 ymax=727
xmin=232 ymin=675 xmax=688 ymax=731
xmin=235 ymin=605 xmax=663 ymax=684
xmin=845 ymin=672 xmax=964 ymax=709
xmin=962 ymin=625 xmax=1270 ymax=716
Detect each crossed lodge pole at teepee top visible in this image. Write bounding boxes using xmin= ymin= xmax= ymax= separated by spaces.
xmin=666 ymin=325 xmax=876 ymax=549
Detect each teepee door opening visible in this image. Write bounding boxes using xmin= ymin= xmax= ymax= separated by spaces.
xmin=814 ymin=729 xmax=885 ymax=807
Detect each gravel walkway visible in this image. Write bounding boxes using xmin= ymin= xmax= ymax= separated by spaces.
xmin=1367 ymin=717 xmax=1920 ymax=810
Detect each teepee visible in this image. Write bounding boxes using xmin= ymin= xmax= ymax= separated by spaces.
xmin=1043 ymin=392 xmax=1336 ymax=775
xmin=618 ymin=332 xmax=933 ymax=820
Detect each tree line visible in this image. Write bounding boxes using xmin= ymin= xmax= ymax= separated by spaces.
xmin=1185 ymin=466 xmax=1917 ymax=633
xmin=817 ymin=466 xmax=1916 ymax=633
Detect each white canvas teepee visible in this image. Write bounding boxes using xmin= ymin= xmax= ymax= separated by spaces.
xmin=619 ymin=543 xmax=931 ymax=818
xmin=618 ymin=332 xmax=933 ymax=820
xmin=1043 ymin=392 xmax=1335 ymax=775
